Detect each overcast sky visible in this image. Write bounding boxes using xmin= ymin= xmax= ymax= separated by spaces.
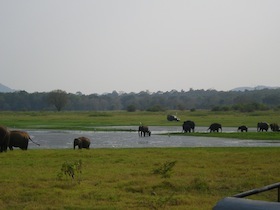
xmin=1 ymin=0 xmax=280 ymax=94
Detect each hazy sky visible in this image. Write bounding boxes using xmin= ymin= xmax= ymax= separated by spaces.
xmin=1 ymin=0 xmax=280 ymax=94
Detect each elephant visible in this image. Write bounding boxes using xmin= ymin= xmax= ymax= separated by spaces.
xmin=182 ymin=120 xmax=195 ymax=133
xmin=167 ymin=115 xmax=180 ymax=122
xmin=73 ymin=137 xmax=90 ymax=149
xmin=257 ymin=122 xmax=269 ymax=132
xmin=237 ymin=125 xmax=248 ymax=132
xmin=138 ymin=126 xmax=151 ymax=137
xmin=208 ymin=123 xmax=222 ymax=132
xmin=270 ymin=123 xmax=279 ymax=132
xmin=9 ymin=130 xmax=34 ymax=150
xmin=0 ymin=126 xmax=10 ymax=152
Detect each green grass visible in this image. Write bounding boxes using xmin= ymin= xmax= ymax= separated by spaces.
xmin=0 ymin=110 xmax=279 ymax=130
xmin=171 ymin=131 xmax=280 ymax=140
xmin=1 ymin=111 xmax=280 ymax=209
xmin=1 ymin=148 xmax=280 ymax=209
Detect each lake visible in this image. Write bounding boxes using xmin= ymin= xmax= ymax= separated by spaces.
xmin=25 ymin=126 xmax=280 ymax=149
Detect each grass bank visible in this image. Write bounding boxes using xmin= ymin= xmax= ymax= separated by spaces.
xmin=1 ymin=148 xmax=280 ymax=209
xmin=171 ymin=131 xmax=280 ymax=140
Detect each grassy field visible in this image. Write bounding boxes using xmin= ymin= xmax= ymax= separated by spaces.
xmin=1 ymin=148 xmax=280 ymax=210
xmin=0 ymin=110 xmax=280 ymax=209
xmin=0 ymin=110 xmax=279 ymax=130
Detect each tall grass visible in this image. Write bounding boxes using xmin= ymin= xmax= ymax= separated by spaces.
xmin=1 ymin=148 xmax=280 ymax=209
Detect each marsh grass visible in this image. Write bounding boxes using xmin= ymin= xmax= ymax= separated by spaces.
xmin=1 ymin=148 xmax=280 ymax=209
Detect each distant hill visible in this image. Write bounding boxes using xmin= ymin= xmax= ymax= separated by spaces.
xmin=231 ymin=85 xmax=280 ymax=92
xmin=1 ymin=83 xmax=279 ymax=94
xmin=0 ymin=83 xmax=15 ymax=93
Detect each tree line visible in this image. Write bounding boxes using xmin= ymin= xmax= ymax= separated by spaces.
xmin=0 ymin=88 xmax=279 ymax=112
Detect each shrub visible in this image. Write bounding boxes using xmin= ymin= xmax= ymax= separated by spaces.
xmin=57 ymin=160 xmax=82 ymax=182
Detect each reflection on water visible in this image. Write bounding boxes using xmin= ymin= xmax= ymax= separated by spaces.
xmin=24 ymin=126 xmax=280 ymax=149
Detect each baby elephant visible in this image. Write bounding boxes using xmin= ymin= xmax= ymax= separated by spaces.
xmin=73 ymin=137 xmax=91 ymax=149
xmin=237 ymin=125 xmax=248 ymax=132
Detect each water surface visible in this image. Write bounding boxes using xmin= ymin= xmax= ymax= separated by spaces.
xmin=26 ymin=126 xmax=280 ymax=149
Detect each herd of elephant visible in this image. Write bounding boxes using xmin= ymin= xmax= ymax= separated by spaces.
xmin=138 ymin=121 xmax=280 ymax=137
xmin=181 ymin=121 xmax=280 ymax=133
xmin=1 ymin=121 xmax=279 ymax=151
xmin=0 ymin=125 xmax=91 ymax=152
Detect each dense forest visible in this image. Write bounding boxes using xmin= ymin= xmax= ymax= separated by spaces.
xmin=0 ymin=88 xmax=280 ymax=112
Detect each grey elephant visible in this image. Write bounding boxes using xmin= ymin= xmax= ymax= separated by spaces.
xmin=0 ymin=126 xmax=10 ymax=152
xmin=182 ymin=120 xmax=195 ymax=133
xmin=257 ymin=122 xmax=269 ymax=132
xmin=270 ymin=123 xmax=279 ymax=132
xmin=9 ymin=130 xmax=34 ymax=150
xmin=237 ymin=125 xmax=248 ymax=132
xmin=208 ymin=123 xmax=222 ymax=132
xmin=73 ymin=137 xmax=91 ymax=149
xmin=138 ymin=126 xmax=151 ymax=137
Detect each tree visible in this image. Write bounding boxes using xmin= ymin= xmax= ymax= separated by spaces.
xmin=126 ymin=104 xmax=136 ymax=112
xmin=47 ymin=90 xmax=68 ymax=111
